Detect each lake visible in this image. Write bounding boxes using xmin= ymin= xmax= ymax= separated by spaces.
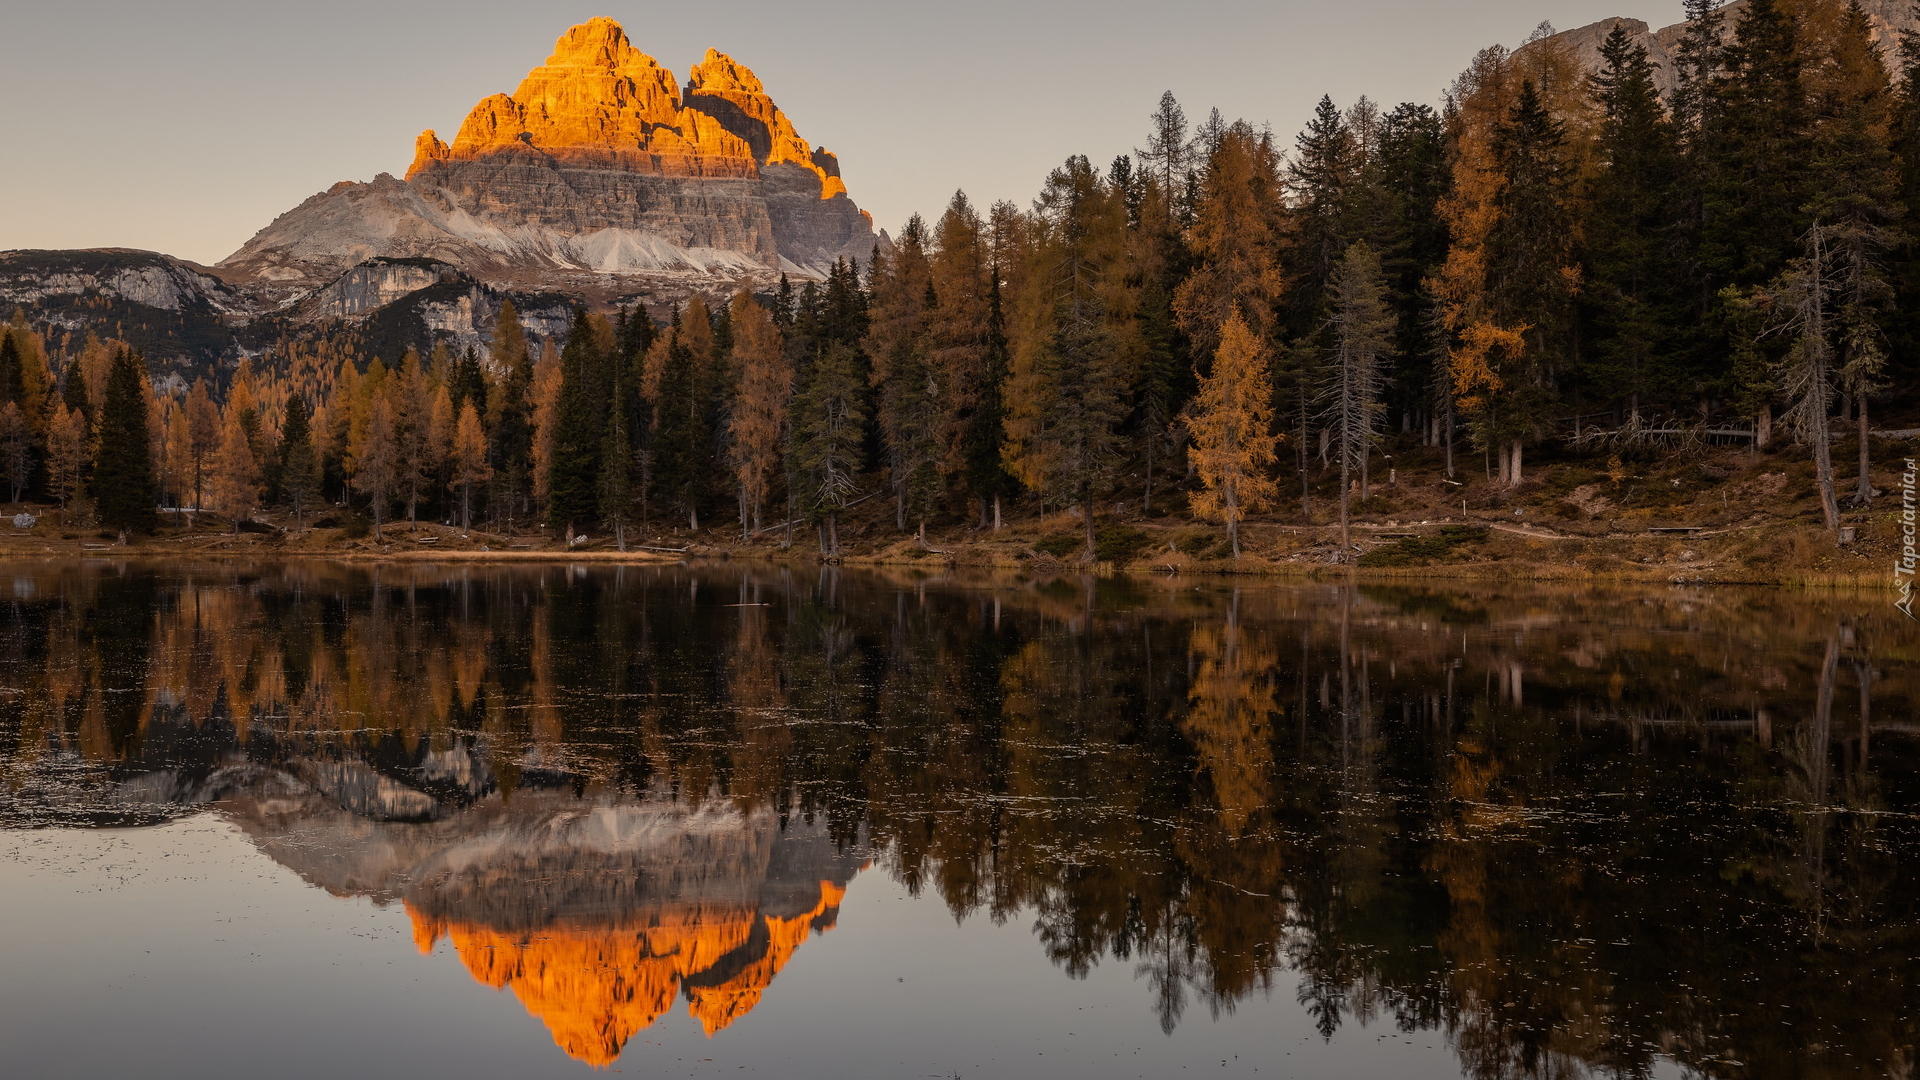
xmin=0 ymin=561 xmax=1914 ymax=1079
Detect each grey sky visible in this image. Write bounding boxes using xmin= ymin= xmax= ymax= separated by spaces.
xmin=0 ymin=1 xmax=1687 ymax=265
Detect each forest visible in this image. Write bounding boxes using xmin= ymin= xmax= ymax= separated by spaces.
xmin=4 ymin=0 xmax=1917 ymax=557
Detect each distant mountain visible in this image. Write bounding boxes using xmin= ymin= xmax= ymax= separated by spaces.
xmin=218 ymin=18 xmax=877 ymax=295
xmin=1529 ymin=0 xmax=1920 ymax=97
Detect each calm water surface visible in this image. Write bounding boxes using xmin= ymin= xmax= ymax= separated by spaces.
xmin=0 ymin=561 xmax=1915 ymax=1079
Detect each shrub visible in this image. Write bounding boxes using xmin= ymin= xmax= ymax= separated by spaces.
xmin=1358 ymin=525 xmax=1488 ymax=567
xmin=1094 ymin=525 xmax=1151 ymax=564
xmin=1033 ymin=535 xmax=1081 ymax=559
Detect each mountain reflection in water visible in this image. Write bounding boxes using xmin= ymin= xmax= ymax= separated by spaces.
xmin=1 ymin=560 xmax=1916 ymax=1077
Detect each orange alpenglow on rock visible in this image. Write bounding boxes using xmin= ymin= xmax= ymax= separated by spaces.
xmin=408 ymin=879 xmax=851 ymax=1067
xmin=405 ymin=17 xmax=838 ymax=197
xmin=220 ymin=16 xmax=876 ymax=288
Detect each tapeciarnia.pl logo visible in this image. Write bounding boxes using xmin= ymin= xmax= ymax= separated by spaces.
xmin=1899 ymin=457 xmax=1917 ymax=619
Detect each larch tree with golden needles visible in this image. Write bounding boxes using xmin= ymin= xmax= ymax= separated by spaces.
xmin=46 ymin=403 xmax=87 ymax=522
xmin=1185 ymin=311 xmax=1279 ymax=559
xmin=353 ymin=395 xmax=400 ymax=539
xmin=451 ymin=401 xmax=491 ymax=535
xmin=726 ymin=293 xmax=789 ymax=536
xmin=212 ymin=405 xmax=261 ymax=533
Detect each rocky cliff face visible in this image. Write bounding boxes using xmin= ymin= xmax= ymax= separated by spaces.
xmin=1532 ymin=1 xmax=1920 ymax=98
xmin=220 ymin=18 xmax=876 ymax=293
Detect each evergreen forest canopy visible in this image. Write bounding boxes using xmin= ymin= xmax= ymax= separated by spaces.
xmin=5 ymin=0 xmax=1919 ymax=552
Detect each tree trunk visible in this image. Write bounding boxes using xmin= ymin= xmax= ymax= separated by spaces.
xmin=828 ymin=512 xmax=840 ymax=558
xmin=1227 ymin=486 xmax=1241 ymax=560
xmin=616 ymin=521 xmax=627 ymax=552
xmin=1814 ymin=413 xmax=1841 ymax=534
xmin=1856 ymin=396 xmax=1872 ymax=507
xmin=689 ymin=505 xmax=698 ymax=533
xmin=1510 ymin=441 xmax=1523 ymax=487
xmin=461 ymin=484 xmax=471 ymax=535
xmin=1443 ymin=403 xmax=1454 ymax=479
xmin=1144 ymin=435 xmax=1155 ymax=516
xmin=1756 ymin=405 xmax=1772 ymax=451
xmin=1083 ymin=493 xmax=1097 ymax=562
xmin=993 ymin=495 xmax=1002 ymax=531
xmin=1338 ymin=438 xmax=1351 ymax=552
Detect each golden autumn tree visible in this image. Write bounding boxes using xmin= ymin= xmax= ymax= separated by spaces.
xmin=46 ymin=402 xmax=87 ymax=522
xmin=1185 ymin=312 xmax=1279 ymax=559
xmin=529 ymin=344 xmax=563 ymax=516
xmin=211 ymin=405 xmax=261 ymax=532
xmin=450 ymin=401 xmax=492 ymax=535
xmin=726 ymin=293 xmax=789 ymax=535
xmin=1183 ymin=602 xmax=1277 ymax=835
xmin=352 ymin=394 xmax=400 ymax=538
xmin=184 ymin=377 xmax=220 ymax=510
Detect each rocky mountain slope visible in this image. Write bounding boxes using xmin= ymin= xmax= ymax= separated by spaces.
xmin=219 ymin=18 xmax=876 ymax=293
xmin=1532 ymin=0 xmax=1919 ymax=97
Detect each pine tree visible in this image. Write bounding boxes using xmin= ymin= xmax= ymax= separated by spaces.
xmin=1004 ymin=156 xmax=1136 ymax=559
xmin=790 ymin=341 xmax=867 ymax=556
xmin=964 ymin=270 xmax=1015 ymax=528
xmin=868 ymin=215 xmax=943 ymax=535
xmin=0 ymin=403 xmax=28 ymax=504
xmin=598 ymin=366 xmax=635 ymax=549
xmin=652 ymin=324 xmax=712 ymax=532
xmin=1186 ymin=311 xmax=1279 ymax=558
xmin=486 ymin=300 xmax=535 ymax=524
xmin=548 ymin=309 xmax=608 ymax=532
xmin=1774 ymin=224 xmax=1843 ymax=533
xmin=1808 ymin=0 xmax=1902 ymax=506
xmin=59 ymin=349 xmax=90 ymax=425
xmin=93 ymin=348 xmax=155 ymax=534
xmin=1454 ymin=80 xmax=1577 ymax=485
xmin=1139 ymin=91 xmax=1193 ymax=229
xmin=1586 ymin=24 xmax=1683 ymax=426
xmin=1323 ymin=243 xmax=1395 ymax=550
xmin=1284 ymin=96 xmax=1360 ymax=340
xmin=278 ymin=395 xmax=319 ymax=531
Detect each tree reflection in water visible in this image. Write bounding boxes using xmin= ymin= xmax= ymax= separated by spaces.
xmin=0 ymin=561 xmax=1914 ymax=1076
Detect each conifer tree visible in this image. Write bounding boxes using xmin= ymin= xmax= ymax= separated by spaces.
xmin=1186 ymin=311 xmax=1279 ymax=559
xmin=46 ymin=403 xmax=86 ymax=523
xmin=1323 ymin=244 xmax=1395 ymax=549
xmin=486 ymin=300 xmax=535 ymax=523
xmin=59 ymin=349 xmax=90 ymax=426
xmin=1775 ymin=223 xmax=1843 ymax=533
xmin=727 ymin=293 xmax=790 ymax=536
xmin=548 ymin=309 xmax=608 ymax=532
xmin=1004 ymin=156 xmax=1136 ymax=559
xmin=1451 ymin=80 xmax=1576 ymax=485
xmin=212 ymin=406 xmax=261 ymax=533
xmin=278 ymin=395 xmax=319 ymax=532
xmin=352 ymin=395 xmax=399 ymax=539
xmin=1284 ymin=97 xmax=1360 ymax=340
xmin=790 ymin=341 xmax=867 ymax=556
xmin=184 ymin=377 xmax=219 ymax=511
xmin=1586 ymin=24 xmax=1683 ymax=425
xmin=964 ymin=271 xmax=1015 ymax=528
xmin=652 ymin=324 xmax=712 ymax=532
xmin=1139 ymin=91 xmax=1193 ymax=229
xmin=1176 ymin=122 xmax=1285 ymax=354
xmin=1808 ymin=0 xmax=1901 ymax=506
xmin=0 ymin=404 xmax=28 ymax=504
xmin=451 ymin=402 xmax=491 ymax=536
xmin=598 ymin=369 xmax=635 ymax=549
xmin=93 ymin=348 xmax=155 ymax=534
xmin=868 ymin=215 xmax=942 ymax=534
